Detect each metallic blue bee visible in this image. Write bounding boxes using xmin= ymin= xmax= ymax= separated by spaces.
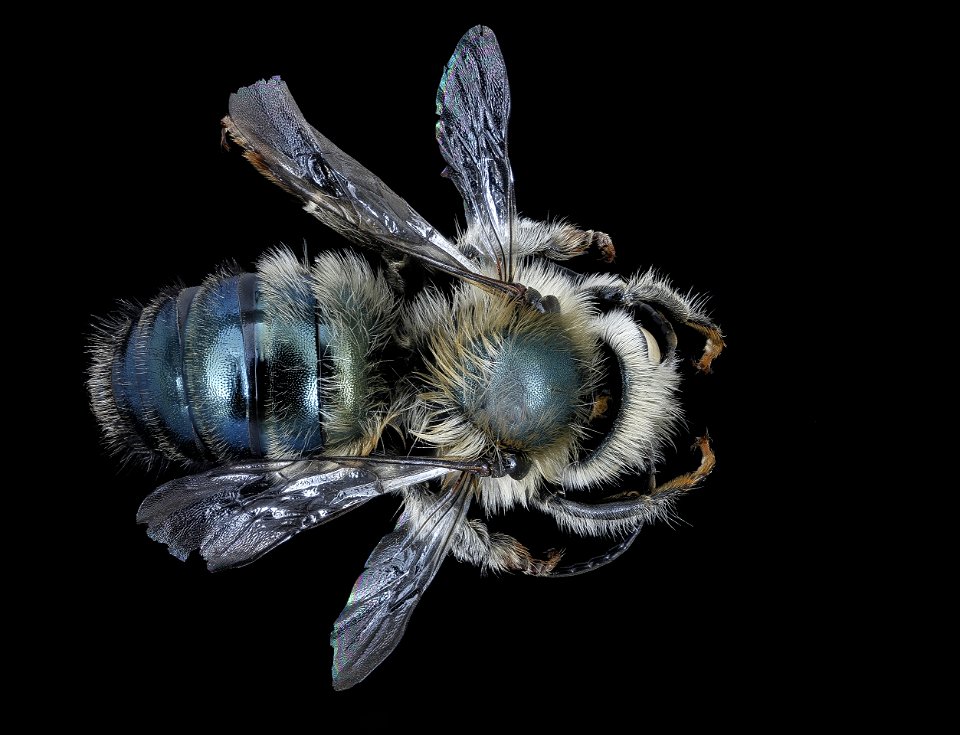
xmin=89 ymin=26 xmax=723 ymax=688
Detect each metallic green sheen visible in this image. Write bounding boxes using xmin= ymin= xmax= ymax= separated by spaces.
xmin=259 ymin=308 xmax=322 ymax=455
xmin=142 ymin=297 xmax=196 ymax=454
xmin=182 ymin=276 xmax=250 ymax=455
xmin=463 ymin=330 xmax=579 ymax=450
xmin=323 ymin=323 xmax=370 ymax=446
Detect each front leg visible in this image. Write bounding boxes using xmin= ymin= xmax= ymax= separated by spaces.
xmin=581 ymin=271 xmax=726 ymax=373
xmin=622 ymin=271 xmax=725 ymax=372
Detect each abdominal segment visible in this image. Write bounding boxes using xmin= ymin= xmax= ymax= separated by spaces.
xmin=89 ymin=249 xmax=397 ymax=465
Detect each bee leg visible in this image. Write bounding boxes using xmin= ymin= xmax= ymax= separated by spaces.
xmin=622 ymin=273 xmax=725 ymax=372
xmin=541 ymin=438 xmax=714 ymax=577
xmin=452 ymin=518 xmax=563 ymax=576
xmin=539 ymin=436 xmax=715 ymax=546
xmin=582 ymin=272 xmax=725 ymax=372
xmin=684 ymin=318 xmax=726 ymax=373
xmin=544 ymin=533 xmax=641 ymax=577
xmin=589 ymin=390 xmax=613 ymax=422
xmin=648 ymin=435 xmax=716 ymax=497
xmin=602 ymin=436 xmax=715 ymax=500
xmin=509 ymin=218 xmax=615 ymax=262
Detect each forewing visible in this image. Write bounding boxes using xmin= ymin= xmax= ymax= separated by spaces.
xmin=436 ymin=25 xmax=516 ymax=276
xmin=137 ymin=460 xmax=451 ymax=571
xmin=330 ymin=482 xmax=471 ymax=690
xmin=224 ymin=77 xmax=477 ymax=275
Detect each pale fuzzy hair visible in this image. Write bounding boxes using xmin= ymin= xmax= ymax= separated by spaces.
xmin=309 ymin=249 xmax=399 ymax=456
xmin=400 ymin=259 xmax=602 ymax=515
xmin=536 ymin=485 xmax=683 ymax=540
xmin=580 ymin=269 xmax=716 ymax=327
xmin=88 ymin=286 xmax=193 ymax=468
xmin=623 ymin=269 xmax=715 ymax=324
xmin=87 ymin=300 xmax=156 ymax=466
xmin=562 ymin=309 xmax=683 ymax=490
xmin=457 ymin=216 xmax=604 ymax=262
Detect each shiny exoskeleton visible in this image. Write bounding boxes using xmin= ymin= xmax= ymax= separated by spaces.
xmin=91 ymin=250 xmax=395 ymax=465
xmin=89 ymin=26 xmax=724 ymax=690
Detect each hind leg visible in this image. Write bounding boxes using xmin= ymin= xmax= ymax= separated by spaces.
xmin=451 ymin=518 xmax=562 ymax=576
xmin=536 ymin=436 xmax=715 ymax=576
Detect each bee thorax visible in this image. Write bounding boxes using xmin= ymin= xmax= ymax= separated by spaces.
xmin=460 ymin=331 xmax=579 ymax=451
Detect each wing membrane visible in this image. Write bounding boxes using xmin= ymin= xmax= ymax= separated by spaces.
xmin=436 ymin=25 xmax=516 ymax=278
xmin=137 ymin=459 xmax=450 ymax=571
xmin=330 ymin=481 xmax=471 ymax=689
xmin=224 ymin=77 xmax=476 ymax=275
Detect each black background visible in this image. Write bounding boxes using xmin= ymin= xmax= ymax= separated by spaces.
xmin=58 ymin=9 xmax=841 ymax=708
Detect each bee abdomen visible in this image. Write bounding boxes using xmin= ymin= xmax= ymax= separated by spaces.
xmin=130 ymin=286 xmax=209 ymax=461
xmin=181 ymin=271 xmax=293 ymax=460
xmin=89 ymin=289 xmax=193 ymax=465
xmin=89 ymin=249 xmax=398 ymax=465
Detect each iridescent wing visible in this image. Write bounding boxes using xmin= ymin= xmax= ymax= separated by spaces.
xmin=137 ymin=459 xmax=451 ymax=571
xmin=330 ymin=480 xmax=471 ymax=690
xmin=224 ymin=78 xmax=520 ymax=299
xmin=436 ymin=25 xmax=516 ymax=281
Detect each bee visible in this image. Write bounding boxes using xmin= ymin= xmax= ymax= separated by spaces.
xmin=88 ymin=26 xmax=723 ymax=688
